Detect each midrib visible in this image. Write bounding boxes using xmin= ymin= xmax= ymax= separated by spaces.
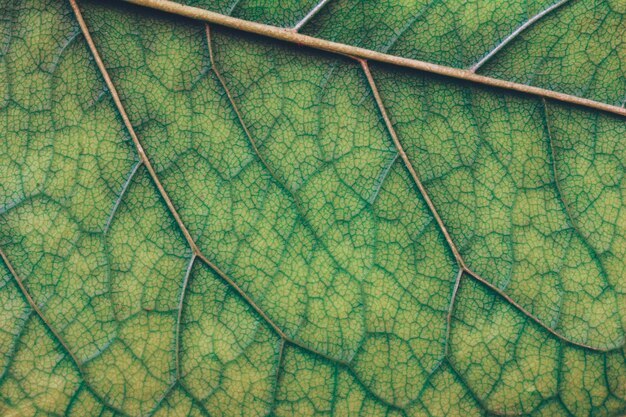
xmin=118 ymin=0 xmax=626 ymax=117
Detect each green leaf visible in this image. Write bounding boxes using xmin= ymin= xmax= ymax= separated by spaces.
xmin=1 ymin=0 xmax=625 ymax=416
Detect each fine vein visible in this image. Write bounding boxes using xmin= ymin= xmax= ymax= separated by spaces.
xmin=203 ymin=26 xmax=411 ymax=391
xmin=444 ymin=269 xmax=463 ymax=356
xmin=204 ymin=24 xmax=373 ymax=347
xmin=76 ymin=0 xmax=620 ymax=353
xmin=69 ymin=0 xmax=287 ymax=343
xmin=175 ymin=254 xmax=195 ymax=378
xmin=293 ymin=0 xmax=332 ymax=32
xmin=0 ymin=248 xmax=82 ymax=370
xmin=69 ymin=0 xmax=199 ymax=255
xmin=470 ymin=0 xmax=573 ymax=72
xmin=359 ymin=59 xmax=465 ymax=267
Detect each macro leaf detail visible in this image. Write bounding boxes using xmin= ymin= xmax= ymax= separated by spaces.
xmin=0 ymin=0 xmax=625 ymax=416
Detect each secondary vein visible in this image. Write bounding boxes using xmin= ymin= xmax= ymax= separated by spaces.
xmin=0 ymin=248 xmax=136 ymax=417
xmin=360 ymin=59 xmax=619 ymax=353
xmin=70 ymin=0 xmax=381 ymax=375
xmin=69 ymin=0 xmax=288 ymax=344
xmin=470 ymin=0 xmax=573 ymax=72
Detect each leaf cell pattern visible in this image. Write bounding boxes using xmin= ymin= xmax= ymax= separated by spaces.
xmin=0 ymin=0 xmax=625 ymax=416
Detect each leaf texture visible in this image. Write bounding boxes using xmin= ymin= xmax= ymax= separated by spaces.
xmin=0 ymin=0 xmax=625 ymax=416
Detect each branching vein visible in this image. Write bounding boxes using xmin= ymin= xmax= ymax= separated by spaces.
xmin=359 ymin=58 xmax=618 ymax=353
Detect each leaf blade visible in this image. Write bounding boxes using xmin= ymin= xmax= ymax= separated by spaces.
xmin=1 ymin=0 xmax=625 ymax=416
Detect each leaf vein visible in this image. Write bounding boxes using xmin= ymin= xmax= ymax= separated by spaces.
xmin=470 ymin=0 xmax=574 ymax=72
xmin=360 ymin=59 xmax=621 ymax=353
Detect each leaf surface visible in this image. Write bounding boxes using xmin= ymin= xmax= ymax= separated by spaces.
xmin=0 ymin=1 xmax=625 ymax=416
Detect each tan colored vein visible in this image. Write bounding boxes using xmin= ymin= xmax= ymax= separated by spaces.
xmin=543 ymin=98 xmax=624 ymax=345
xmin=66 ymin=0 xmax=620 ymax=390
xmin=66 ymin=12 xmax=427 ymax=410
xmin=69 ymin=0 xmax=199 ymax=255
xmin=69 ymin=0 xmax=288 ymax=343
xmin=71 ymin=0 xmax=363 ymax=370
xmin=359 ymin=59 xmax=465 ymax=268
xmin=470 ymin=0 xmax=573 ymax=72
xmin=120 ymin=0 xmax=626 ymax=117
xmin=193 ymin=253 xmax=287 ymax=341
xmin=0 ymin=248 xmax=135 ymax=417
xmin=360 ymin=59 xmax=618 ymax=353
xmin=198 ymin=255 xmax=351 ymax=366
xmin=204 ymin=24 xmax=370 ymax=365
xmin=0 ymin=248 xmax=82 ymax=370
xmin=69 ymin=0 xmax=232 ymax=386
xmin=204 ymin=23 xmax=370 ymax=291
xmin=462 ymin=267 xmax=617 ymax=351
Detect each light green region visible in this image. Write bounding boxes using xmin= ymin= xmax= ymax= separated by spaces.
xmin=274 ymin=347 xmax=401 ymax=417
xmin=450 ymin=277 xmax=559 ymax=415
xmin=0 ymin=0 xmax=625 ymax=416
xmin=405 ymin=364 xmax=482 ymax=417
xmin=181 ymin=262 xmax=280 ymax=417
xmin=0 ymin=315 xmax=81 ymax=417
xmin=81 ymin=4 xmax=457 ymax=409
xmin=450 ymin=277 xmax=626 ymax=416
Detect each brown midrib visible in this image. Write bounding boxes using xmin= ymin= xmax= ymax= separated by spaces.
xmin=119 ymin=0 xmax=626 ymax=118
